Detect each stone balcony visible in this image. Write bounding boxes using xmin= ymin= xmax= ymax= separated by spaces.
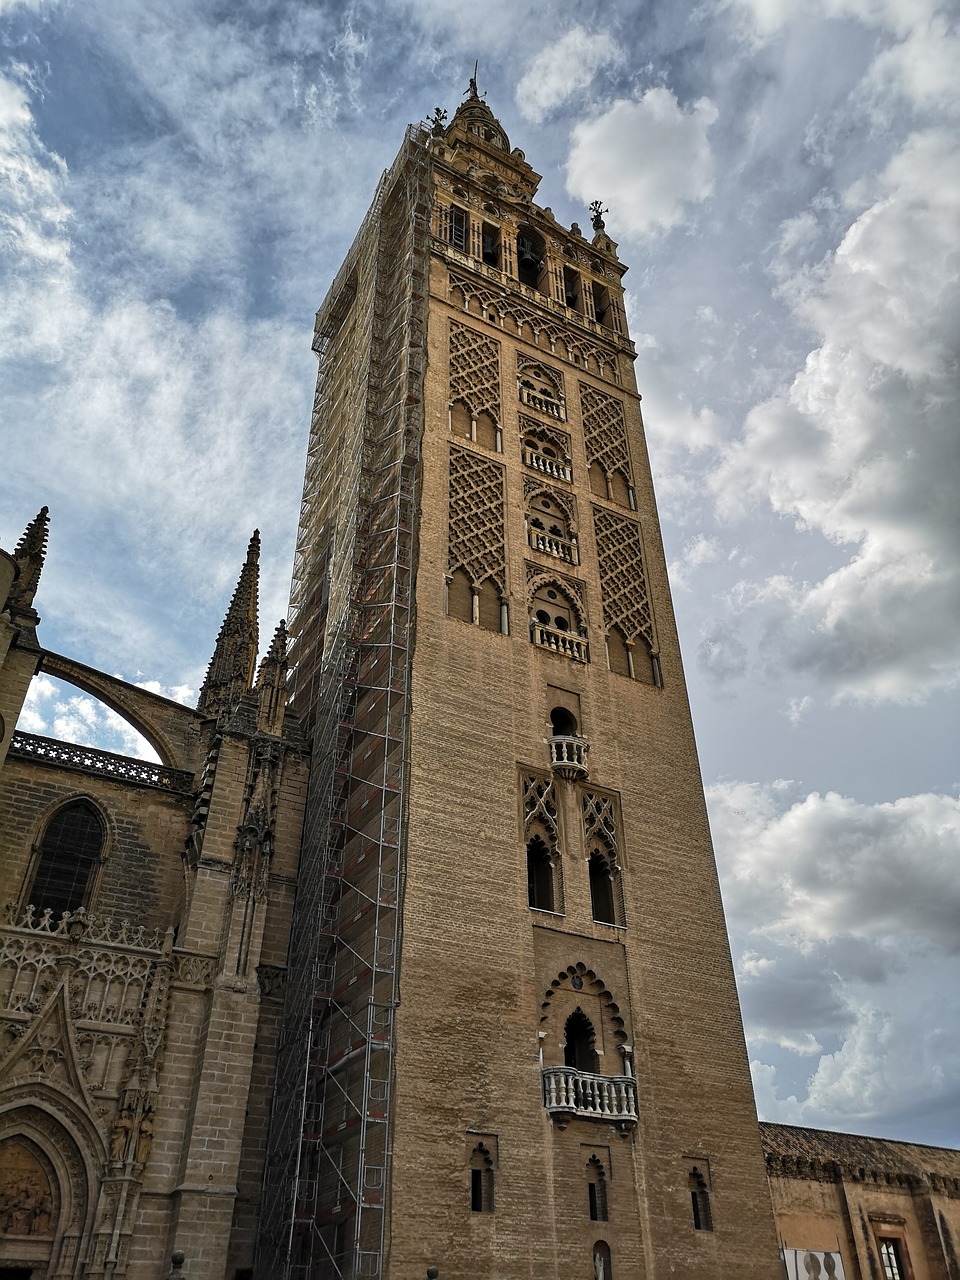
xmin=528 ymin=528 xmax=578 ymax=565
xmin=531 ymin=623 xmax=588 ymax=663
xmin=519 ymin=385 xmax=566 ymax=421
xmin=549 ymin=735 xmax=589 ymax=780
xmin=542 ymin=1066 xmax=638 ymax=1125
xmin=523 ymin=447 xmax=572 ymax=484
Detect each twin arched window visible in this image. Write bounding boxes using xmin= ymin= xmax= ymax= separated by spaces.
xmin=26 ymin=800 xmax=106 ymax=920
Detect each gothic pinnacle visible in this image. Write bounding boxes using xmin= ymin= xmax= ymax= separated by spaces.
xmin=9 ymin=504 xmax=50 ymax=611
xmin=197 ymin=531 xmax=261 ymax=721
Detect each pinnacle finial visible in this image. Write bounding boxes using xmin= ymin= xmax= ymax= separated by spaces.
xmin=9 ymin=505 xmax=50 ymax=611
xmin=466 ymin=62 xmax=483 ymax=101
xmin=197 ymin=532 xmax=261 ymax=721
xmin=590 ymin=200 xmax=608 ymax=233
xmin=256 ymin=618 xmax=289 ymax=734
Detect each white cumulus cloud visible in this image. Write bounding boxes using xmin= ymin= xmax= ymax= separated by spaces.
xmin=566 ymin=89 xmax=718 ymax=238
xmin=710 ymin=128 xmax=960 ymax=702
xmin=515 ymin=27 xmax=622 ymax=124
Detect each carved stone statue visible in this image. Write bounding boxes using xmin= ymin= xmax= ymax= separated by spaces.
xmin=136 ymin=1113 xmax=155 ymax=1165
xmin=111 ymin=1108 xmax=134 ymax=1162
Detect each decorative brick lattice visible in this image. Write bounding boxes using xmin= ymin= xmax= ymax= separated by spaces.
xmin=580 ymin=384 xmax=631 ymax=481
xmin=522 ymin=773 xmax=559 ymax=845
xmin=448 ymin=445 xmax=506 ymax=590
xmin=449 ymin=320 xmax=501 ymax=425
xmin=447 ymin=268 xmax=620 ymax=382
xmin=592 ymin=508 xmax=654 ymax=649
xmin=582 ymin=790 xmax=619 ymax=855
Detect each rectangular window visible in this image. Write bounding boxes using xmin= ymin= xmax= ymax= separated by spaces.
xmin=449 ymin=206 xmax=467 ymax=252
xmin=879 ymin=1239 xmax=906 ymax=1280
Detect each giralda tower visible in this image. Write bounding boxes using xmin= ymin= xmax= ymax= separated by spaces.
xmin=258 ymin=83 xmax=782 ymax=1280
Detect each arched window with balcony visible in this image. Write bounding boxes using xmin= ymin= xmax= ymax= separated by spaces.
xmin=529 ymin=578 xmax=588 ymax=664
xmin=26 ymin=798 xmax=106 ymax=920
xmin=526 ymin=489 xmax=577 ymax=566
xmin=518 ymin=360 xmax=566 ymax=422
xmin=521 ymin=421 xmax=572 ymax=483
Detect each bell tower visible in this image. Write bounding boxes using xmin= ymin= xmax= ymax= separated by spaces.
xmin=259 ymin=83 xmax=781 ymax=1279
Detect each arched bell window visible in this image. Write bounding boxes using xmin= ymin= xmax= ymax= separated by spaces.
xmin=526 ymin=492 xmax=577 ymax=565
xmin=516 ymin=226 xmax=547 ymax=292
xmin=27 ymin=799 xmax=106 ymax=920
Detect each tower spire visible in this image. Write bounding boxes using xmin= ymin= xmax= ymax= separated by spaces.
xmin=8 ymin=505 xmax=50 ymax=612
xmin=197 ymin=531 xmax=260 ymax=721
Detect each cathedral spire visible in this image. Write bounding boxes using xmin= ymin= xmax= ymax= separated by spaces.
xmin=9 ymin=505 xmax=50 ymax=611
xmin=197 ymin=531 xmax=260 ymax=721
xmin=255 ymin=618 xmax=288 ymax=735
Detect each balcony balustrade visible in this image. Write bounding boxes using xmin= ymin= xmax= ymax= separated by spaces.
xmin=519 ymin=385 xmax=566 ymax=421
xmin=528 ymin=528 xmax=577 ymax=565
xmin=523 ymin=447 xmax=572 ymax=483
xmin=549 ymin=735 xmax=589 ymax=780
xmin=530 ymin=623 xmax=588 ymax=664
xmin=542 ymin=1067 xmax=638 ymax=1124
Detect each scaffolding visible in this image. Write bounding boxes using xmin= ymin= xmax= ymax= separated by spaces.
xmin=257 ymin=125 xmax=431 ymax=1280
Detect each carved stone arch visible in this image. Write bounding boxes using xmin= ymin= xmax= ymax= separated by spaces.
xmin=19 ymin=791 xmax=113 ymax=919
xmin=523 ymin=480 xmax=576 ymax=527
xmin=41 ymin=651 xmax=199 ymax=771
xmin=0 ymin=1094 xmax=103 ymax=1266
xmin=539 ymin=964 xmax=628 ymax=1063
xmin=526 ymin=569 xmax=587 ymax=633
xmin=517 ymin=353 xmax=565 ymax=401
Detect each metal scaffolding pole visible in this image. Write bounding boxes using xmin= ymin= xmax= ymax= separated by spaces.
xmin=257 ymin=126 xmax=431 ymax=1280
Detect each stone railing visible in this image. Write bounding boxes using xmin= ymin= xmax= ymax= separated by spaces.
xmin=9 ymin=732 xmax=194 ymax=792
xmin=542 ymin=1067 xmax=638 ymax=1123
xmin=523 ymin=447 xmax=572 ymax=484
xmin=530 ymin=623 xmax=589 ymax=664
xmin=519 ymin=385 xmax=566 ymax=421
xmin=529 ymin=528 xmax=577 ymax=565
xmin=549 ymin=735 xmax=589 ymax=779
xmin=1 ymin=901 xmax=165 ymax=951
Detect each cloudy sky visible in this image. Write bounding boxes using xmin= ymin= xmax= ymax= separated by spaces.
xmin=1 ymin=0 xmax=958 ymax=1147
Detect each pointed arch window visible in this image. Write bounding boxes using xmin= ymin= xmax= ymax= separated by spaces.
xmin=27 ymin=799 xmax=105 ymax=920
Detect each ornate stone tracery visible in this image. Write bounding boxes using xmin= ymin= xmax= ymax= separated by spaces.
xmin=582 ymin=790 xmax=620 ymax=859
xmin=522 ymin=772 xmax=560 ymax=849
xmin=592 ymin=507 xmax=654 ymax=651
xmin=449 ymin=320 xmax=501 ymax=427
xmin=447 ymin=445 xmax=506 ymax=591
xmin=580 ymin=384 xmax=632 ymax=484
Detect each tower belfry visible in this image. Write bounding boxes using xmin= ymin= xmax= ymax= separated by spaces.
xmin=259 ymin=89 xmax=781 ymax=1279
